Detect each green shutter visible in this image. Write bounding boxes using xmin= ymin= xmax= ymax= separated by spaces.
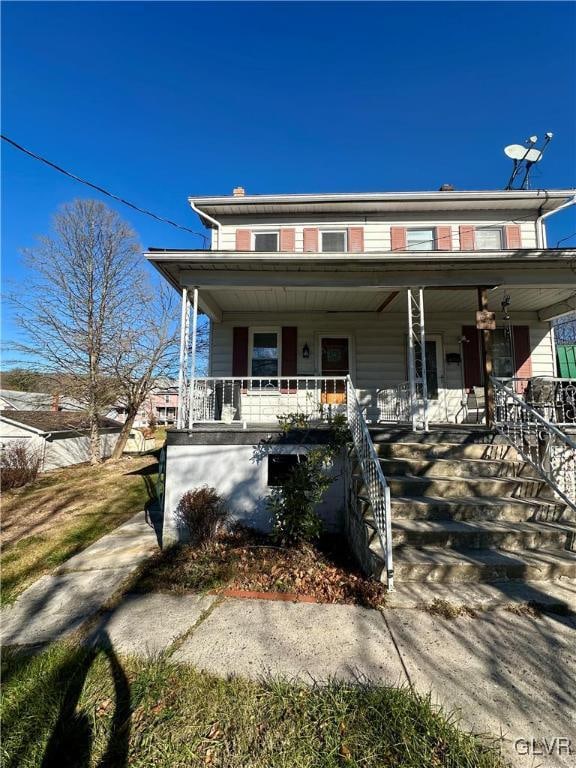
xmin=557 ymin=345 xmax=576 ymax=378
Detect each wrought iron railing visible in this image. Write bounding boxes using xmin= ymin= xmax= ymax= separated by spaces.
xmin=496 ymin=377 xmax=576 ymax=425
xmin=346 ymin=376 xmax=394 ymax=590
xmin=492 ymin=377 xmax=576 ymax=512
xmin=180 ymin=376 xmax=348 ymax=428
xmin=377 ymin=382 xmax=411 ymax=423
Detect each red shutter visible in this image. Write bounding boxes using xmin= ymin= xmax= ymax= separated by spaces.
xmin=462 ymin=326 xmax=482 ymax=389
xmin=513 ymin=326 xmax=532 ymax=393
xmin=505 ymin=225 xmax=522 ymax=249
xmin=390 ymin=227 xmax=406 ymax=251
xmin=303 ymin=228 xmax=318 ymax=252
xmin=459 ymin=226 xmax=475 ymax=251
xmin=280 ymin=228 xmax=295 ymax=252
xmin=235 ymin=229 xmax=251 ymax=251
xmin=436 ymin=226 xmax=452 ymax=251
xmin=348 ymin=227 xmax=364 ymax=252
xmin=232 ymin=327 xmax=249 ymax=377
xmin=281 ymin=327 xmax=298 ymax=393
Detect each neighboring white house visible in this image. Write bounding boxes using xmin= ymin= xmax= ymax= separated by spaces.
xmin=0 ymin=411 xmax=122 ymax=471
xmin=0 ymin=390 xmax=84 ymax=412
xmin=146 ymin=186 xmax=576 ymax=591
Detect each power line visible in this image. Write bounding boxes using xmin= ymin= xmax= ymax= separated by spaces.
xmin=1 ymin=134 xmax=208 ymax=245
xmin=556 ymin=232 xmax=576 ymax=247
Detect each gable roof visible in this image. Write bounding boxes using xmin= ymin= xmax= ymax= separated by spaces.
xmin=0 ymin=389 xmax=84 ymax=412
xmin=0 ymin=410 xmax=122 ymax=434
xmin=189 ymin=189 xmax=576 ymax=226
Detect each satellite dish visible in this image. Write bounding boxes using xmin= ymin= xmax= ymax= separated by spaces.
xmin=504 ymin=144 xmax=542 ymax=163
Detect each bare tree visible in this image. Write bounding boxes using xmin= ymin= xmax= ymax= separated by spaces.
xmin=8 ymin=199 xmax=186 ymax=464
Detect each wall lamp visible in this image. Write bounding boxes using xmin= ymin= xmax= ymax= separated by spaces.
xmin=302 ymin=343 xmax=310 ymax=359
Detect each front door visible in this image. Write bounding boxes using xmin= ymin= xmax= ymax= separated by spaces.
xmin=412 ymin=334 xmax=448 ymax=422
xmin=321 ymin=337 xmax=349 ymax=403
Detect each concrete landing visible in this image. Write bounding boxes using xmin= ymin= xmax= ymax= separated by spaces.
xmin=0 ymin=511 xmax=159 ymax=646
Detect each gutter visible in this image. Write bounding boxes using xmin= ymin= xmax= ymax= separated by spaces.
xmin=536 ymin=195 xmax=576 ymax=247
xmin=189 ymin=200 xmax=221 ymax=249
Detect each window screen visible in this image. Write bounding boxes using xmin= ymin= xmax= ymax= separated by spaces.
xmin=251 ymin=332 xmax=279 ymax=377
xmin=406 ymin=229 xmax=434 ymax=251
xmin=493 ymin=328 xmax=514 ymax=378
xmin=475 ymin=228 xmax=503 ymax=250
xmin=254 ymin=232 xmax=279 ymax=252
xmin=321 ymin=231 xmax=346 ymax=252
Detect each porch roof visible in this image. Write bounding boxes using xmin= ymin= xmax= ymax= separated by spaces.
xmin=188 ymin=189 xmax=576 ymax=224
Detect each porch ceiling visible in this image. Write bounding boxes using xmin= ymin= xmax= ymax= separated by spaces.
xmin=203 ymin=286 xmax=576 ymax=316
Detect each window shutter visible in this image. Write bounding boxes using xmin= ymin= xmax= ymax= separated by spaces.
xmin=513 ymin=326 xmax=532 ymax=392
xmin=232 ymin=327 xmax=249 ymax=376
xmin=280 ymin=228 xmax=295 ymax=252
xmin=459 ymin=226 xmax=475 ymax=251
xmin=390 ymin=227 xmax=406 ymax=251
xmin=505 ymin=225 xmax=522 ymax=249
xmin=462 ymin=326 xmax=482 ymax=389
xmin=347 ymin=227 xmax=364 ymax=253
xmin=436 ymin=226 xmax=452 ymax=251
xmin=303 ymin=228 xmax=318 ymax=252
xmin=235 ymin=229 xmax=251 ymax=251
xmin=281 ymin=327 xmax=298 ymax=393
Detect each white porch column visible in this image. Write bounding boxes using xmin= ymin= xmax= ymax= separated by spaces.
xmin=176 ymin=288 xmax=190 ymax=429
xmin=187 ymin=287 xmax=199 ymax=429
xmin=407 ymin=288 xmax=429 ymax=431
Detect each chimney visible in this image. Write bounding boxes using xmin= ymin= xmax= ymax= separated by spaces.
xmin=52 ymin=392 xmax=60 ymax=411
xmin=232 ymin=186 xmax=245 ymax=197
xmin=439 ymin=184 xmax=455 ymax=191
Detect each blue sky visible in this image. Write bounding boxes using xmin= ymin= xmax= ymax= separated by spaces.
xmin=2 ymin=1 xmax=575 ymax=347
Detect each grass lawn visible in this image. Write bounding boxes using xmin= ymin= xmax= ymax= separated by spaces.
xmin=132 ymin=526 xmax=388 ymax=608
xmin=1 ymin=455 xmax=158 ymax=606
xmin=1 ymin=641 xmax=506 ymax=768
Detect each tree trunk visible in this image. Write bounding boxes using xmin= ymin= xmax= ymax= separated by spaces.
xmin=89 ymin=409 xmax=101 ymax=465
xmin=111 ymin=408 xmax=139 ymax=460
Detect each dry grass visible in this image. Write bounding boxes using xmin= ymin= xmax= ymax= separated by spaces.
xmin=1 ymin=455 xmax=158 ymax=605
xmin=428 ymin=598 xmax=478 ymax=619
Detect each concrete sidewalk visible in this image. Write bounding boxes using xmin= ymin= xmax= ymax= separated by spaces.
xmin=90 ymin=592 xmax=576 ymax=768
xmin=0 ymin=510 xmax=159 ymax=646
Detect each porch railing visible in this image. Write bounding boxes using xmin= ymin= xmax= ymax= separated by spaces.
xmin=492 ymin=377 xmax=576 ymax=512
xmin=495 ymin=377 xmax=576 ymax=426
xmin=346 ymin=376 xmax=394 ymax=590
xmin=377 ymin=382 xmax=411 ymax=423
xmin=181 ymin=376 xmax=348 ymax=427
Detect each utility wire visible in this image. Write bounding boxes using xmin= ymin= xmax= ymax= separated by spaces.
xmin=1 ymin=134 xmax=208 ymax=245
xmin=556 ymin=232 xmax=576 ymax=247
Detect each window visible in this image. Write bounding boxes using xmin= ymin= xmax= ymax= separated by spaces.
xmin=321 ymin=231 xmax=347 ymax=252
xmin=475 ymin=227 xmax=503 ymax=250
xmin=406 ymin=228 xmax=434 ymax=251
xmin=164 ymin=394 xmax=170 ymax=403
xmin=268 ymin=453 xmax=305 ymax=486
xmin=250 ymin=330 xmax=279 ymax=378
xmin=493 ymin=328 xmax=514 ymax=378
xmin=254 ymin=232 xmax=279 ymax=252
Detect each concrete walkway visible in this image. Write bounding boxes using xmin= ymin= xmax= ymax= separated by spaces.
xmin=0 ymin=510 xmax=159 ymax=646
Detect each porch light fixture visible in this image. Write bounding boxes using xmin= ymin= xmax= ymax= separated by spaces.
xmin=302 ymin=343 xmax=310 ymax=359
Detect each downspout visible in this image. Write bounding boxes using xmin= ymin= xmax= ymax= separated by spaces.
xmin=42 ymin=432 xmax=52 ymax=472
xmin=189 ymin=200 xmax=221 ymax=250
xmin=536 ymin=195 xmax=576 ymax=248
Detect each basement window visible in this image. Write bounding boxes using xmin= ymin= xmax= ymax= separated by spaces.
xmin=267 ymin=453 xmax=305 ymax=486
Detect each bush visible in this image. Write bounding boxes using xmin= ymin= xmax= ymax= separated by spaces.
xmin=175 ymin=486 xmax=228 ymax=546
xmin=0 ymin=441 xmax=42 ymax=491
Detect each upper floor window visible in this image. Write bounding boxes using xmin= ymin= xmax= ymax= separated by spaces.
xmin=321 ymin=230 xmax=347 ymax=252
xmin=406 ymin=228 xmax=434 ymax=251
xmin=254 ymin=232 xmax=279 ymax=252
xmin=475 ymin=227 xmax=503 ymax=250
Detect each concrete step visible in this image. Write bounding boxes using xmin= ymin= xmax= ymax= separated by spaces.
xmin=388 ymin=495 xmax=569 ymax=523
xmin=390 ymin=519 xmax=576 ymax=551
xmin=385 ymin=546 xmax=576 ymax=584
xmin=374 ymin=441 xmax=523 ymax=463
xmin=369 ymin=427 xmax=502 ymax=446
xmin=379 ymin=456 xmax=539 ymax=481
xmin=381 ymin=473 xmax=547 ymax=501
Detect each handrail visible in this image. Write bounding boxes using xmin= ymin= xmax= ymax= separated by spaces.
xmin=492 ymin=376 xmax=576 ymax=512
xmin=346 ymin=375 xmax=394 ymax=590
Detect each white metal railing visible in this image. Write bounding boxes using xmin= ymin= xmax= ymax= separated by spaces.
xmin=182 ymin=377 xmax=348 ymax=427
xmin=346 ymin=376 xmax=394 ymax=590
xmin=377 ymin=382 xmax=411 ymax=423
xmin=492 ymin=377 xmax=576 ymax=512
xmin=495 ymin=377 xmax=576 ymax=426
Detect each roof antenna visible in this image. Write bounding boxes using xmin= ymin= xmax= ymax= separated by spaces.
xmin=504 ymin=132 xmax=553 ymax=190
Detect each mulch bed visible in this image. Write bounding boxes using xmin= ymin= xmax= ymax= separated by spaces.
xmin=134 ymin=526 xmax=387 ymax=609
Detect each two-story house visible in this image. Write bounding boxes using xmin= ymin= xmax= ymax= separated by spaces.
xmin=147 ymin=187 xmax=576 ymax=592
